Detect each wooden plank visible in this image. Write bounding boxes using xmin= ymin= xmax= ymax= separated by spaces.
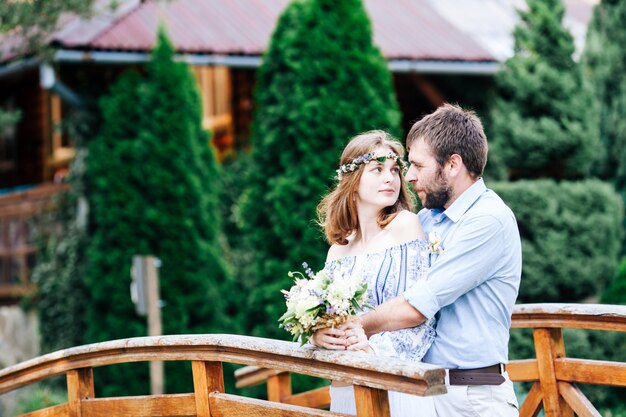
xmin=208 ymin=392 xmax=348 ymax=417
xmin=0 ymin=335 xmax=445 ymax=397
xmin=555 ymin=358 xmax=626 ymax=387
xmin=558 ymin=382 xmax=601 ymax=417
xmin=507 ymin=359 xmax=539 ymax=382
xmin=533 ymin=328 xmax=572 ymax=417
xmin=353 ymin=385 xmax=390 ymax=417
xmin=66 ymin=368 xmax=94 ymax=417
xmin=267 ymin=372 xmax=291 ymax=402
xmin=80 ymin=394 xmax=195 ymax=417
xmin=285 ymin=386 xmax=330 ymax=409
xmin=512 ymin=303 xmax=626 ymax=332
xmin=519 ymin=382 xmax=543 ymax=417
xmin=234 ymin=365 xmax=285 ymax=388
xmin=192 ymin=361 xmax=224 ymax=417
xmin=17 ymin=403 xmax=68 ymax=417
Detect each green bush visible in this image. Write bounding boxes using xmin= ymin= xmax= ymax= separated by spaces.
xmin=14 ymin=385 xmax=66 ymax=415
xmin=85 ymin=27 xmax=236 ymax=395
xmin=238 ymin=0 xmax=402 ymax=341
xmin=582 ymin=0 xmax=626 ymax=183
xmin=492 ymin=180 xmax=623 ymax=302
xmin=488 ymin=0 xmax=598 ymax=180
xmin=602 ymin=257 xmax=626 ymax=305
xmin=31 ymin=108 xmax=97 ymax=356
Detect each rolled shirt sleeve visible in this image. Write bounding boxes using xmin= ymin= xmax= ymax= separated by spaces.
xmin=404 ymin=214 xmax=507 ymax=319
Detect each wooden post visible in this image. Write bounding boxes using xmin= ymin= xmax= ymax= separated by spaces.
xmin=267 ymin=373 xmax=291 ymax=402
xmin=66 ymin=368 xmax=94 ymax=417
xmin=193 ymin=361 xmax=224 ymax=417
xmin=354 ymin=385 xmax=391 ymax=417
xmin=145 ymin=256 xmax=164 ymax=395
xmin=533 ymin=328 xmax=573 ymax=417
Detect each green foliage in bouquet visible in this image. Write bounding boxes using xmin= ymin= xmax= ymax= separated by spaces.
xmin=279 ymin=264 xmax=369 ymax=344
xmin=238 ymin=0 xmax=401 ymax=340
xmin=582 ymin=0 xmax=626 ymax=186
xmin=85 ymin=27 xmax=237 ymax=396
xmin=487 ymin=0 xmax=598 ymax=180
xmin=491 ymin=180 xmax=623 ymax=303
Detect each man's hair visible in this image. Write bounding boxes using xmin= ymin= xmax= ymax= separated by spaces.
xmin=406 ymin=103 xmax=488 ymax=178
xmin=317 ymin=130 xmax=415 ymax=245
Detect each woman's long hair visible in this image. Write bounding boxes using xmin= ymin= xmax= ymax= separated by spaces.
xmin=317 ymin=130 xmax=415 ymax=245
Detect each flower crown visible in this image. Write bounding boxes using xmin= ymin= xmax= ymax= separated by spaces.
xmin=336 ymin=151 xmax=407 ymax=180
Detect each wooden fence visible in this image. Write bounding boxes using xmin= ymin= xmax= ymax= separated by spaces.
xmin=0 ymin=303 xmax=624 ymax=416
xmin=236 ymin=303 xmax=626 ymax=417
xmin=0 ymin=334 xmax=445 ymax=417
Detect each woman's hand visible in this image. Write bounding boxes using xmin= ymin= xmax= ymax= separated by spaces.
xmin=310 ymin=327 xmax=348 ymax=350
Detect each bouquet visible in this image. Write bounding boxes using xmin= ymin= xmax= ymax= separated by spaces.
xmin=278 ymin=262 xmax=370 ymax=345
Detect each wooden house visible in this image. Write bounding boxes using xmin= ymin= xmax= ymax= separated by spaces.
xmin=0 ymin=0 xmax=595 ymax=304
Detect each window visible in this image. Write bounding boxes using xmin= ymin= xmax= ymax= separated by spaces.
xmin=193 ymin=65 xmax=234 ymax=159
xmin=46 ymin=92 xmax=75 ymax=181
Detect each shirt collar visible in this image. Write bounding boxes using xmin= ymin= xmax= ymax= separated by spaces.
xmin=440 ymin=178 xmax=487 ymax=223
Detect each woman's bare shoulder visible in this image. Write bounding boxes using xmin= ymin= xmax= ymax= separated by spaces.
xmin=387 ymin=210 xmax=425 ymax=242
xmin=326 ymin=241 xmax=352 ymax=262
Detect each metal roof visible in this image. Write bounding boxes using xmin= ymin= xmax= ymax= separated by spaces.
xmin=1 ymin=0 xmax=494 ymax=63
xmin=0 ymin=0 xmax=597 ymax=74
xmin=430 ymin=0 xmax=598 ymax=61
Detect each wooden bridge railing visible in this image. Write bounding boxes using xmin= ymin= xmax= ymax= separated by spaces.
xmin=0 ymin=334 xmax=446 ymax=417
xmin=235 ymin=303 xmax=626 ymax=417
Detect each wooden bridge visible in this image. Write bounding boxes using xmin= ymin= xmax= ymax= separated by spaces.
xmin=0 ymin=303 xmax=624 ymax=417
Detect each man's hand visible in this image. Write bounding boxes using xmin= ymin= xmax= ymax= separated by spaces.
xmin=341 ymin=320 xmax=373 ymax=353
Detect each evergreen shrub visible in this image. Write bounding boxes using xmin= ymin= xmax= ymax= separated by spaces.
xmin=85 ymin=28 xmax=235 ymax=395
xmin=491 ymin=180 xmax=623 ymax=302
xmin=488 ymin=0 xmax=598 ymax=180
xmin=238 ymin=0 xmax=402 ymax=341
xmin=582 ymin=0 xmax=626 ymax=184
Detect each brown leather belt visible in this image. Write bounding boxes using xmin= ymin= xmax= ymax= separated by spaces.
xmin=448 ymin=364 xmax=505 ymax=386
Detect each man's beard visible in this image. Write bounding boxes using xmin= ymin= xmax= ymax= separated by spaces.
xmin=422 ymin=168 xmax=451 ymax=209
xmin=423 ymin=188 xmax=450 ymax=209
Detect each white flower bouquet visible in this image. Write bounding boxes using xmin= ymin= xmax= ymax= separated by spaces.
xmin=278 ymin=262 xmax=370 ymax=345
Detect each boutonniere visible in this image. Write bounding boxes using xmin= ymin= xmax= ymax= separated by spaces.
xmin=427 ymin=231 xmax=444 ymax=254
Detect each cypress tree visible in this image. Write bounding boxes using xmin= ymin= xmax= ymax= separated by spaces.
xmin=85 ymin=28 xmax=234 ymax=395
xmin=486 ymin=0 xmax=622 ymax=302
xmin=238 ymin=0 xmax=401 ymax=339
xmin=488 ymin=0 xmax=598 ymax=180
xmin=582 ymin=0 xmax=626 ymax=186
xmin=488 ymin=0 xmax=625 ymax=409
xmin=582 ymin=5 xmax=626 ymax=408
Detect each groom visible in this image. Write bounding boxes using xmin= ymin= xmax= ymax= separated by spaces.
xmin=349 ymin=104 xmax=521 ymax=416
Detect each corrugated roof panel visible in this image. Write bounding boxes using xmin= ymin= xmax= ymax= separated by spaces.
xmin=50 ymin=0 xmax=495 ymax=61
xmin=1 ymin=0 xmax=598 ymax=66
xmin=84 ymin=0 xmax=292 ymax=55
xmin=366 ymin=0 xmax=493 ymax=61
xmin=430 ymin=0 xmax=598 ymax=61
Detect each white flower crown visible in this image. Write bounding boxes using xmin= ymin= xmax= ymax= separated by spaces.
xmin=336 ymin=151 xmax=407 ymax=180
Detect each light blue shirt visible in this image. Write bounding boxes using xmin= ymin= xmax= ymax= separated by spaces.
xmin=403 ymin=178 xmax=521 ymax=369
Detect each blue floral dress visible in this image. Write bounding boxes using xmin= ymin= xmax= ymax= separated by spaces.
xmin=324 ymin=238 xmax=437 ymax=416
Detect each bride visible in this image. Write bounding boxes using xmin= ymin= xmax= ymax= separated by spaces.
xmin=310 ymin=130 xmax=437 ymax=417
